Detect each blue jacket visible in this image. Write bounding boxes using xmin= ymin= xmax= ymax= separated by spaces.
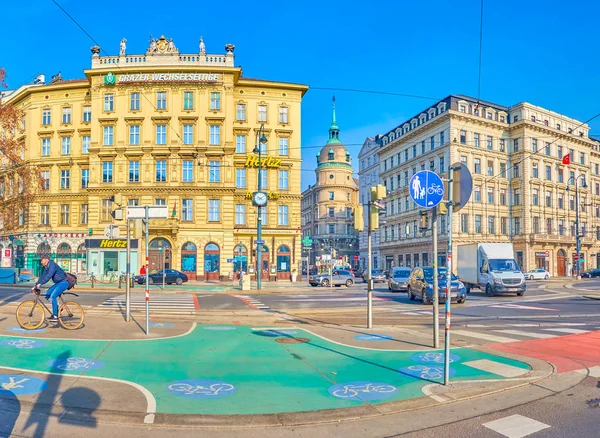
xmin=37 ymin=260 xmax=68 ymax=285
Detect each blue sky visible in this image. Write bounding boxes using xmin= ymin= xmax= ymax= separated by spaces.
xmin=1 ymin=0 xmax=599 ymax=189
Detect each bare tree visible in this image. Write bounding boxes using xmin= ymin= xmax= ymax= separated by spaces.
xmin=0 ymin=68 xmax=43 ymax=232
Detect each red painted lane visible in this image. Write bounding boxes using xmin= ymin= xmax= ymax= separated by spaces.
xmin=486 ymin=330 xmax=600 ymax=373
xmin=192 ymin=294 xmax=200 ymax=310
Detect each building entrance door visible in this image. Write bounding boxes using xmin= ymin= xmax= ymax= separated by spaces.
xmin=557 ymin=249 xmax=566 ymax=277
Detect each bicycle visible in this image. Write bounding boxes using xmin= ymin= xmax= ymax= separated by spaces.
xmin=16 ymin=288 xmax=85 ymax=330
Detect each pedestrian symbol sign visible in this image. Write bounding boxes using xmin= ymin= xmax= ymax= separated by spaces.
xmin=409 ymin=170 xmax=444 ymax=208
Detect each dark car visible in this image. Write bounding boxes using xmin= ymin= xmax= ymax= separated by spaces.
xmin=407 ymin=267 xmax=466 ymax=304
xmin=135 ymin=269 xmax=188 ymax=285
xmin=582 ymin=269 xmax=600 ymax=278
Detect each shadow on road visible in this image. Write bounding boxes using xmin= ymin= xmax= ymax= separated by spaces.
xmin=0 ymin=388 xmax=20 ymax=437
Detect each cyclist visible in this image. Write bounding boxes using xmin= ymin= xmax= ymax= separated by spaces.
xmin=32 ymin=255 xmax=69 ymax=323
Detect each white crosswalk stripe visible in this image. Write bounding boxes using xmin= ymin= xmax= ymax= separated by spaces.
xmin=483 ymin=414 xmax=550 ymax=437
xmin=99 ymin=294 xmax=195 ymax=313
xmin=234 ymin=295 xmax=272 ymax=311
xmin=495 ymin=330 xmax=555 ymax=339
xmin=542 ymin=328 xmax=590 ymax=334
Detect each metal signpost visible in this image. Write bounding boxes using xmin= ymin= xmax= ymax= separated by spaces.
xmin=126 ymin=219 xmax=131 ymax=322
xmin=126 ymin=205 xmax=168 ymax=335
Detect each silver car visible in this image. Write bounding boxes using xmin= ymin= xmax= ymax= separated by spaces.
xmin=309 ymin=270 xmax=354 ymax=287
xmin=388 ymin=268 xmax=411 ymax=292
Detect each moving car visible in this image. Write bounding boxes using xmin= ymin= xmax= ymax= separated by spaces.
xmin=309 ymin=270 xmax=354 ymax=287
xmin=582 ymin=269 xmax=600 ymax=278
xmin=134 ymin=269 xmax=188 ymax=285
xmin=407 ymin=267 xmax=467 ymax=304
xmin=363 ymin=269 xmax=386 ymax=283
xmin=388 ymin=268 xmax=411 ymax=292
xmin=525 ymin=269 xmax=551 ymax=280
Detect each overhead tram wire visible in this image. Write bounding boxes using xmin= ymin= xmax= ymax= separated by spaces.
xmin=309 ymin=87 xmax=440 ymax=101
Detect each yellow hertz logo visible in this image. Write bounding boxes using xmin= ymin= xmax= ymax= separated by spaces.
xmin=244 ymin=156 xmax=281 ymax=168
xmin=99 ymin=240 xmax=127 ymax=248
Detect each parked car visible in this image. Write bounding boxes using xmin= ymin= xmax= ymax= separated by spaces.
xmin=388 ymin=268 xmax=412 ymax=292
xmin=309 ymin=270 xmax=354 ymax=287
xmin=134 ymin=269 xmax=188 ymax=285
xmin=363 ymin=269 xmax=386 ymax=283
xmin=525 ymin=269 xmax=551 ymax=280
xmin=407 ymin=267 xmax=467 ymax=304
xmin=582 ymin=269 xmax=600 ymax=278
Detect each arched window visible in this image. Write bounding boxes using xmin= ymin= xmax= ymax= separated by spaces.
xmin=36 ymin=242 xmax=51 ymax=257
xmin=181 ymin=242 xmax=197 ymax=279
xmin=57 ymin=243 xmax=72 ymax=256
xmin=277 ymin=245 xmax=291 ymax=273
xmin=345 ymin=152 xmax=351 ymax=163
xmin=233 ymin=243 xmax=248 ymax=273
xmin=328 ymin=149 xmax=334 ymax=160
xmin=204 ymin=243 xmax=220 ymax=280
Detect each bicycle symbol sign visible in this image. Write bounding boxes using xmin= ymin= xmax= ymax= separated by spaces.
xmin=399 ymin=365 xmax=456 ymax=381
xmin=409 ymin=170 xmax=445 ymax=208
xmin=1 ymin=339 xmax=47 ymax=349
xmin=47 ymin=357 xmax=104 ymax=371
xmin=328 ymin=381 xmax=398 ymax=402
xmin=0 ymin=374 xmax=47 ymax=396
xmin=167 ymin=379 xmax=237 ymax=399
xmin=410 ymin=352 xmax=461 ymax=364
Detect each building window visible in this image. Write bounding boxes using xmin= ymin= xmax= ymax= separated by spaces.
xmin=487 ymin=160 xmax=494 ymax=176
xmin=545 ymin=191 xmax=552 ymax=207
xmin=279 ymin=138 xmax=289 ymax=156
xmin=209 ymin=161 xmax=221 ymax=182
xmin=156 ymin=124 xmax=166 ymax=145
xmin=60 ymin=204 xmax=70 ymax=225
xmin=183 ymin=91 xmax=194 ymax=110
xmin=557 ymin=145 xmax=563 ymax=159
xmin=474 ymin=133 xmax=480 ymax=147
xmin=328 ymin=207 xmax=335 ymax=218
xmin=544 ymin=165 xmax=551 ymax=180
xmin=183 ymin=124 xmax=194 ymax=145
xmin=82 ymin=105 xmax=91 ymax=122
xmin=102 ymin=162 xmax=113 ymax=183
xmin=82 ymin=135 xmax=90 ymax=154
xmin=546 ymin=218 xmax=552 ymax=233
xmin=103 ymin=126 xmax=114 ymax=146
xmin=460 ymin=130 xmax=466 ymax=144
xmin=569 ymin=195 xmax=575 ymax=210
xmin=461 ymin=214 xmax=469 ymax=233
xmin=130 ymin=92 xmax=140 ymax=111
xmin=514 ymin=217 xmax=521 ymax=234
xmin=209 ymin=125 xmax=220 ymax=145
xmin=60 ymin=170 xmax=70 ymax=189
xmin=102 ymin=199 xmax=112 ymax=221
xmin=474 ymin=158 xmax=481 ymax=174
xmin=60 ymin=107 xmax=71 ymax=124
xmin=208 ymin=199 xmax=220 ymax=222
xmin=514 ymin=164 xmax=520 ymax=178
xmin=180 ymin=160 xmax=193 ymax=183
xmin=278 ymin=205 xmax=289 ymax=225
xmin=129 ymin=125 xmax=140 ymax=145
xmin=533 ymin=216 xmax=539 ymax=233
xmin=129 ymin=161 xmax=140 ymax=182
xmin=155 ymin=198 xmax=166 ymax=206
xmin=278 ymin=170 xmax=289 ymax=190
xmin=155 ymin=160 xmax=167 ymax=182
xmin=487 ymin=188 xmax=494 ymax=204
xmin=80 ymin=204 xmax=88 ymax=224
xmin=81 ymin=169 xmax=89 ymax=188
xmin=259 ymin=169 xmax=268 ymax=189
xmin=558 ymin=193 xmax=564 ymax=209
xmin=545 ymin=142 xmax=551 ymax=156
xmin=236 ymin=135 xmax=246 ymax=153
xmin=513 ymin=189 xmax=520 ymax=205
xmin=439 ymin=157 xmax=445 ymax=172
xmin=532 ymin=162 xmax=538 ymax=178
xmin=499 ymin=139 xmax=506 ymax=152
xmin=181 ymin=199 xmax=193 ymax=221
xmin=236 ymin=104 xmax=246 ymax=121
xmin=328 ymin=224 xmax=335 ymax=234
xmin=61 ymin=137 xmax=71 ymax=155
xmin=421 ymin=141 xmax=426 ymax=154
xmin=210 ymin=92 xmax=221 ymax=110
xmin=104 ymin=94 xmax=114 ymax=111
xmin=236 ymin=169 xmax=246 ymax=188
xmin=532 ymin=189 xmax=539 ymax=205
xmin=440 ymin=131 xmax=445 ymax=146
xmin=501 ymin=217 xmax=508 ymax=234
xmin=258 ymin=104 xmax=267 ymax=122
xmin=41 ymin=171 xmax=50 ymax=190
xmin=580 ymin=152 xmax=586 ymax=165
xmin=429 ymin=160 xmax=435 ymax=171
xmin=474 ymin=186 xmax=481 ymax=202
xmin=156 ymin=91 xmax=167 ymax=110
xmin=488 ymin=216 xmax=495 ymax=234
xmin=40 ymin=205 xmax=49 ymax=225
xmin=279 ymin=106 xmax=288 ymax=123
xmin=42 ymin=109 xmax=51 ymax=125
xmin=329 ymin=191 xmax=334 ymax=200
xmin=558 ymin=220 xmax=565 ymax=236
xmin=235 ymin=204 xmax=246 ymax=225
xmin=486 ymin=135 xmax=493 ymax=150
xmin=532 ymin=138 xmax=538 ymax=152
xmin=513 ymin=139 xmax=519 ymax=152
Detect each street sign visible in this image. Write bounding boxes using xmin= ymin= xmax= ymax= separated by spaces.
xmin=255 ymin=240 xmax=265 ymax=245
xmin=126 ymin=205 xmax=168 ymax=219
xmin=409 ymin=170 xmax=444 ymax=208
xmin=450 ymin=162 xmax=473 ymax=212
xmin=353 ymin=255 xmax=359 ymax=261
xmin=103 ymin=224 xmax=120 ymax=239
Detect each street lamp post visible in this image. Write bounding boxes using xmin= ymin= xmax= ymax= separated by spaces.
xmin=567 ymin=175 xmax=587 ymax=280
xmin=253 ymin=124 xmax=268 ymax=290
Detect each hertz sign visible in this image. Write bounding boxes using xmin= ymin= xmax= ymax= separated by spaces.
xmin=86 ymin=239 xmax=139 ymax=249
xmin=244 ymin=156 xmax=282 ymax=168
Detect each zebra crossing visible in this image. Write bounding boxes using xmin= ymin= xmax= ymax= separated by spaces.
xmin=452 ymin=322 xmax=595 ymax=344
xmin=98 ymin=293 xmax=196 ymax=314
xmin=233 ymin=295 xmax=272 ymax=311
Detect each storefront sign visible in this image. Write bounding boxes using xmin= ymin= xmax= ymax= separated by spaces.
xmin=244 ymin=156 xmax=282 ymax=168
xmin=535 ymin=251 xmax=550 ymax=257
xmin=85 ymin=239 xmax=139 ymax=249
xmin=105 ymin=72 xmax=222 ymax=84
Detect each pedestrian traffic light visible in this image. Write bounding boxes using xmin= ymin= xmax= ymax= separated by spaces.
xmin=369 ymin=204 xmax=380 ymax=231
xmin=132 ymin=219 xmax=143 ymax=239
xmin=109 ymin=194 xmax=123 ymax=205
xmin=370 ymin=184 xmax=387 ymax=202
xmin=353 ymin=205 xmax=364 ymax=231
xmin=88 ymin=227 xmax=93 ymax=236
xmin=420 ymin=211 xmax=428 ymax=231
xmin=438 ymin=201 xmax=448 ymax=215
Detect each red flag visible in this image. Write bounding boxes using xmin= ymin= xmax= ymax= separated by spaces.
xmin=562 ymin=153 xmax=570 ymax=165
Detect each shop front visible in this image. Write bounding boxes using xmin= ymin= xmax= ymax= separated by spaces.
xmin=535 ymin=251 xmax=550 ymax=271
xmin=85 ymin=238 xmax=139 ymax=280
xmin=233 ymin=244 xmax=248 ymax=280
xmin=276 ymin=245 xmax=291 ymax=280
xmin=181 ymin=242 xmax=197 ymax=280
xmin=204 ymin=243 xmax=220 ymax=281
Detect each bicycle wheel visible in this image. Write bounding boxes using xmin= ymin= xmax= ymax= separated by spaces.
xmin=16 ymin=300 xmax=45 ymax=330
xmin=58 ymin=301 xmax=85 ymax=330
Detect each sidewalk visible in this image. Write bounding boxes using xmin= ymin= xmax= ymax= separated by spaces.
xmin=0 ymin=311 xmax=552 ymax=430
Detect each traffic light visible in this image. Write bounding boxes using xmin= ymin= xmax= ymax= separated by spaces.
xmin=165 ymin=248 xmax=170 ymax=261
xmin=88 ymin=227 xmax=93 ymax=236
xmin=132 ymin=219 xmax=143 ymax=239
xmin=353 ymin=205 xmax=364 ymax=231
xmin=110 ymin=209 xmax=123 ymax=220
xmin=369 ymin=204 xmax=380 ymax=231
xmin=437 ymin=201 xmax=448 ymax=215
xmin=370 ymin=184 xmax=386 ymax=202
xmin=420 ymin=211 xmax=428 ymax=232
xmin=109 ymin=194 xmax=123 ymax=205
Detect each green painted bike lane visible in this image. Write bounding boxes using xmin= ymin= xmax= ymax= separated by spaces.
xmin=0 ymin=326 xmax=531 ymax=415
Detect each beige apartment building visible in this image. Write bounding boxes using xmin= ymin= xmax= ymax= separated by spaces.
xmin=376 ymin=94 xmax=600 ymax=277
xmin=0 ymin=35 xmax=308 ymax=280
xmin=301 ymin=100 xmax=359 ymax=267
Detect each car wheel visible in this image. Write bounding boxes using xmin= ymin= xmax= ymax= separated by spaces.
xmin=176 ymin=278 xmax=183 ymax=285
xmin=421 ymin=290 xmax=431 ymax=305
xmin=346 ymin=280 xmax=353 ymax=287
xmin=408 ymin=287 xmax=415 ymax=301
xmin=311 ymin=284 xmax=318 ymax=287
xmin=148 ymin=277 xmax=154 ymax=285
xmin=457 ymin=296 xmax=466 ymax=304
xmin=516 ymin=291 xmax=525 ymax=296
xmin=321 ymin=279 xmax=329 ymax=287
xmin=544 ymin=275 xmax=549 ymax=280
xmin=485 ymin=284 xmax=494 ymax=297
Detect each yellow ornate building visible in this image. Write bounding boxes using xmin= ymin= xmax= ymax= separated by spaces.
xmin=301 ymin=99 xmax=360 ymax=267
xmin=0 ymin=36 xmax=308 ymax=280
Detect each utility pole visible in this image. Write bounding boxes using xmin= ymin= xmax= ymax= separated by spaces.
xmin=444 ymin=166 xmax=456 ymax=386
xmin=431 ymin=208 xmax=439 ymax=348
xmin=367 ymin=199 xmax=373 ymax=328
xmin=126 ymin=218 xmax=131 ymax=322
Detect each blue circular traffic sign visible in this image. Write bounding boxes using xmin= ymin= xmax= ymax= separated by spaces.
xmin=409 ymin=170 xmax=444 ymax=208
